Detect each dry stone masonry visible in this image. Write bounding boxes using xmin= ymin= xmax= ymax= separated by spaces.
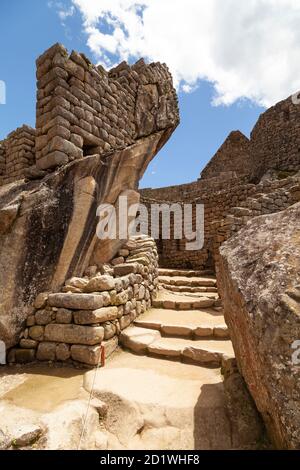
xmin=35 ymin=43 xmax=178 ymax=171
xmin=1 ymin=42 xmax=300 ymax=450
xmin=8 ymin=236 xmax=158 ymax=366
xmin=0 ymin=126 xmax=36 ymax=185
xmin=140 ymin=94 xmax=300 ymax=271
xmin=250 ymin=96 xmax=300 ymax=180
xmin=200 ymin=130 xmax=251 ymax=180
xmin=0 ymin=43 xmax=179 ymax=353
xmin=140 ymin=93 xmax=300 ymax=449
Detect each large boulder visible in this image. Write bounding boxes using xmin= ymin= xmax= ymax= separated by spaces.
xmin=219 ymin=202 xmax=300 ymax=449
xmin=0 ymin=132 xmax=178 ymax=350
xmin=0 ymin=44 xmax=179 ymax=350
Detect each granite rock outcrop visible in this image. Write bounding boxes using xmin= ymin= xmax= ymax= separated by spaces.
xmin=0 ymin=43 xmax=179 ymax=351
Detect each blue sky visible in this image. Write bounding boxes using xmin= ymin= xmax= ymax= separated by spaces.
xmin=0 ymin=0 xmax=276 ymax=188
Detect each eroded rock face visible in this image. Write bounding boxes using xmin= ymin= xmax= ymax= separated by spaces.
xmin=0 ymin=43 xmax=179 ymax=351
xmin=0 ymin=104 xmax=178 ymax=350
xmin=219 ymin=202 xmax=300 ymax=449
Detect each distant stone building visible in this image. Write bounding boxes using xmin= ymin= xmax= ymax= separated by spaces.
xmin=140 ymin=94 xmax=300 ymax=270
xmin=200 ymin=130 xmax=250 ymax=180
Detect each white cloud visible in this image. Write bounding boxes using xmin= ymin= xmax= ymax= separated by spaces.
xmin=48 ymin=1 xmax=75 ymax=25
xmin=66 ymin=0 xmax=300 ymax=107
xmin=58 ymin=5 xmax=75 ymax=21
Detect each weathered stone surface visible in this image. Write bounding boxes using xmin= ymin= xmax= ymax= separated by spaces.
xmin=201 ymin=131 xmax=251 ymax=180
xmin=34 ymin=292 xmax=49 ymax=309
xmin=40 ymin=399 xmax=100 ymax=450
xmin=0 ymin=125 xmax=176 ymax=352
xmin=100 ymin=291 xmax=111 ymax=307
xmin=56 ymin=343 xmax=70 ymax=361
xmin=182 ymin=346 xmax=222 ymax=365
xmin=36 ymin=151 xmax=69 ymax=170
xmin=219 ymin=202 xmax=300 ymax=449
xmin=65 ymin=277 xmax=89 ymax=291
xmin=120 ymin=326 xmax=160 ymax=353
xmin=36 ymin=342 xmax=56 ymax=361
xmin=29 ymin=326 xmax=44 ymax=342
xmin=26 ymin=315 xmax=35 ymax=327
xmin=0 ymin=430 xmax=11 ymax=450
xmin=222 ymin=358 xmax=266 ymax=449
xmin=84 ymin=275 xmax=115 ymax=293
xmin=114 ymin=291 xmax=129 ymax=306
xmin=161 ymin=324 xmax=192 ymax=337
xmin=194 ymin=327 xmax=214 ymax=338
xmin=15 ymin=349 xmax=35 ymax=363
xmin=44 ymin=324 xmax=104 ymax=345
xmin=0 ymin=203 xmax=20 ymax=235
xmin=55 ymin=308 xmax=72 ymax=324
xmin=35 ymin=309 xmax=52 ymax=325
xmin=73 ymin=307 xmax=118 ymax=325
xmin=102 ymin=336 xmax=118 ymax=359
xmin=119 ymin=314 xmax=131 ymax=330
xmin=83 ymin=351 xmax=237 ymax=450
xmin=113 ymin=264 xmax=138 ymax=276
xmin=214 ymin=326 xmax=229 ymax=339
xmin=48 ymin=293 xmax=104 ymax=310
xmin=104 ymin=322 xmax=117 ymax=340
xmin=19 ymin=339 xmax=38 ymax=349
xmin=148 ymin=339 xmax=181 ymax=358
xmin=91 ymin=190 xmax=141 ymax=266
xmin=71 ymin=344 xmax=101 ymax=365
xmin=12 ymin=424 xmax=42 ymax=447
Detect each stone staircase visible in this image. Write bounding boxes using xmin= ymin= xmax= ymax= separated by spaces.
xmin=81 ymin=268 xmax=262 ymax=450
xmin=120 ymin=268 xmax=234 ymax=368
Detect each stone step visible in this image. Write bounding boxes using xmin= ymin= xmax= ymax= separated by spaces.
xmin=134 ymin=308 xmax=229 ymax=339
xmin=158 ymin=268 xmax=215 ymax=278
xmin=152 ymin=291 xmax=217 ymax=310
xmin=120 ymin=326 xmax=234 ymax=367
xmin=160 ymin=287 xmax=219 ymax=300
xmin=161 ymin=284 xmax=218 ymax=294
xmin=159 ymin=275 xmax=217 ymax=288
xmin=83 ymin=351 xmax=236 ymax=450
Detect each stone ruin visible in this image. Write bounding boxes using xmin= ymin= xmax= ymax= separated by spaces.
xmin=141 ymin=95 xmax=300 ymax=271
xmin=0 ymin=42 xmax=300 ymax=450
xmin=140 ymin=95 xmax=300 ymax=449
xmin=0 ymin=126 xmax=36 ymax=186
xmin=0 ymin=43 xmax=179 ymax=358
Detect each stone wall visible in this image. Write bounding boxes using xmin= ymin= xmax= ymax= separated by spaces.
xmin=8 ymin=236 xmax=158 ymax=366
xmin=213 ymin=173 xmax=300 ymax=272
xmin=140 ymin=92 xmax=300 ymax=270
xmin=141 ymin=173 xmax=250 ymax=202
xmin=0 ymin=126 xmax=36 ymax=186
xmin=0 ymin=43 xmax=179 ymax=353
xmin=141 ymin=172 xmax=300 ymax=271
xmin=200 ymin=131 xmax=250 ymax=180
xmin=35 ymin=43 xmax=178 ymax=170
xmin=250 ymin=95 xmax=300 ymax=180
xmin=140 ymin=176 xmax=256 ymax=270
